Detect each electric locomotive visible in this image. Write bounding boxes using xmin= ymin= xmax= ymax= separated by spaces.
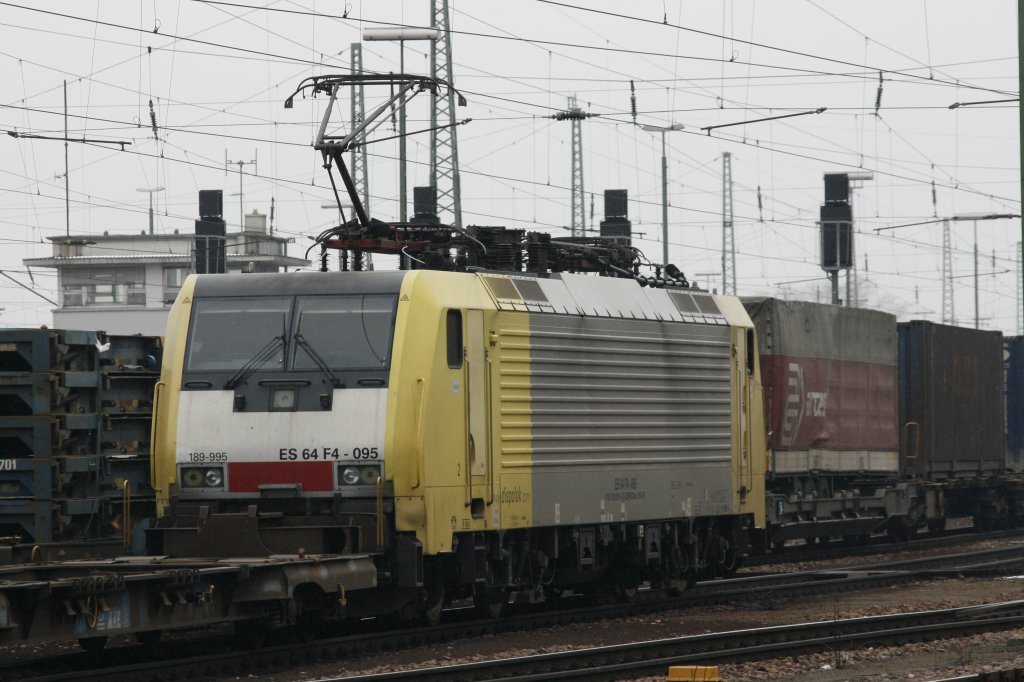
xmin=149 ymin=267 xmax=767 ymax=621
xmin=146 ymin=72 xmax=767 ymax=624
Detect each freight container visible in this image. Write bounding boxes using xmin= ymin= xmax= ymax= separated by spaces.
xmin=1006 ymin=336 xmax=1024 ymax=473
xmin=898 ymin=321 xmax=1004 ymax=479
xmin=743 ymin=298 xmax=899 ymax=480
xmin=0 ymin=329 xmax=161 ymax=560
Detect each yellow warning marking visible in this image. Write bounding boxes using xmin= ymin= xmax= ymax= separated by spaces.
xmin=668 ymin=667 xmax=720 ymax=681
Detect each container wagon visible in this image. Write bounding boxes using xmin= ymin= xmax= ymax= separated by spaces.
xmin=0 ymin=329 xmax=161 ymax=563
xmin=743 ymin=299 xmax=931 ymax=544
xmin=898 ymin=321 xmax=1012 ymax=529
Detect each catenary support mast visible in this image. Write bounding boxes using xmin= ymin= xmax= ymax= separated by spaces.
xmin=350 ymin=43 xmax=369 ymax=215
xmin=942 ymin=219 xmax=955 ymax=324
xmin=722 ymin=152 xmax=735 ymax=295
xmin=430 ymin=0 xmax=463 ymax=228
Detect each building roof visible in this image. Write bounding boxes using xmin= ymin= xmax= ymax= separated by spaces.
xmin=25 ymin=253 xmax=310 ymax=268
xmin=46 ymin=230 xmax=293 ymax=244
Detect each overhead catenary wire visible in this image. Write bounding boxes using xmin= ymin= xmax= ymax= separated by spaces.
xmin=0 ymin=2 xmax=1018 ymax=331
xmin=188 ymin=0 xmax=1017 ymax=98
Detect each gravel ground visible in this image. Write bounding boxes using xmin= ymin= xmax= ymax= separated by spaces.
xmin=224 ymin=576 xmax=1024 ymax=682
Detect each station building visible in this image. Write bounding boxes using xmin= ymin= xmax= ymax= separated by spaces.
xmin=23 ymin=210 xmax=309 ymax=335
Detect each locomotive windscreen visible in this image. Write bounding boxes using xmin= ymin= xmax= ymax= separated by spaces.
xmin=292 ymin=295 xmax=395 ymax=369
xmin=186 ymin=297 xmax=290 ymax=371
xmin=184 ymin=294 xmax=397 ymax=372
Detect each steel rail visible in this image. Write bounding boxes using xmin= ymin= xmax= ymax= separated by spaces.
xmin=315 ymin=601 xmax=1024 ymax=681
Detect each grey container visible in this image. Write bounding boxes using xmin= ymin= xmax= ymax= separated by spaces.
xmin=898 ymin=321 xmax=1004 ymax=479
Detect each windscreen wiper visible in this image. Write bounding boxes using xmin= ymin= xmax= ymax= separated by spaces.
xmin=224 ymin=335 xmax=286 ymax=390
xmin=294 ymin=333 xmax=344 ymax=388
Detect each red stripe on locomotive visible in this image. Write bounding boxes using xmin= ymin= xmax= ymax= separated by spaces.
xmin=228 ymin=461 xmax=334 ymax=492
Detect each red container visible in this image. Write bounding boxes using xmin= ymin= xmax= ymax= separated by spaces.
xmin=743 ymin=298 xmax=899 ymax=477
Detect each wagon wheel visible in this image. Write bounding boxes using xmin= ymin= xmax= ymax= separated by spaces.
xmin=417 ymin=582 xmax=445 ymax=627
xmin=233 ymin=619 xmax=268 ymax=649
xmin=134 ymin=629 xmax=162 ymax=647
xmin=473 ymin=585 xmax=508 ymax=619
xmin=613 ymin=573 xmax=639 ymax=604
xmin=717 ymin=543 xmax=739 ymax=578
xmin=78 ymin=636 xmax=108 ymax=653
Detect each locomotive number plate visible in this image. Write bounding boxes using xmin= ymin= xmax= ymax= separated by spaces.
xmin=278 ymin=446 xmax=379 ymax=461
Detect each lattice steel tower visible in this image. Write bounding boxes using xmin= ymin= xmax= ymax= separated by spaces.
xmin=721 ymin=152 xmax=736 ymax=295
xmin=568 ymin=96 xmax=585 ymax=237
xmin=350 ymin=43 xmax=369 ymax=214
xmin=429 ymin=0 xmax=462 ymax=228
xmin=941 ymin=218 xmax=955 ymax=324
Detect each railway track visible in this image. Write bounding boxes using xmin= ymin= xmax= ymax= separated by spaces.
xmin=315 ymin=599 xmax=1024 ymax=681
xmin=6 ymin=543 xmax=1024 ymax=682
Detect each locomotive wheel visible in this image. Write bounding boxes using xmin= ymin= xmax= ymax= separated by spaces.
xmin=928 ymin=518 xmax=947 ymax=534
xmin=664 ymin=577 xmax=690 ymax=597
xmin=418 ymin=583 xmax=445 ymax=627
xmin=717 ymin=551 xmax=738 ymax=578
xmin=473 ymin=585 xmax=508 ymax=619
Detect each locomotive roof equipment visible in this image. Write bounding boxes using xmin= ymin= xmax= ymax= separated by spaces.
xmin=284 ymin=74 xmax=692 ymax=288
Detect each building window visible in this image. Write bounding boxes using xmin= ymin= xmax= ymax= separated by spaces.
xmin=163 ymin=266 xmax=189 ymax=304
xmin=61 ymin=267 xmax=146 ymax=307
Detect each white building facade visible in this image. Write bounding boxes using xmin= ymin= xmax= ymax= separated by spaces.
xmin=24 ymin=215 xmax=309 ymax=335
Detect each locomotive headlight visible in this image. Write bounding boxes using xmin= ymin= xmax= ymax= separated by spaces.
xmin=204 ymin=467 xmax=224 ymax=487
xmin=341 ymin=466 xmax=361 ymax=485
xmin=271 ymin=388 xmax=297 ymax=411
xmin=182 ymin=467 xmax=204 ymax=488
xmin=360 ymin=465 xmax=382 ymax=485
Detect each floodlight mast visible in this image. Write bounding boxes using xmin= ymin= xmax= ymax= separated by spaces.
xmin=283 ymin=73 xmax=464 ymax=228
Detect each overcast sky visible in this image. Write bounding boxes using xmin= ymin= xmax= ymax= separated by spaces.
xmin=0 ymin=1 xmax=1019 ymax=331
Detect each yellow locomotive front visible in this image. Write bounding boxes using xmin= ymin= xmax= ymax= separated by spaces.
xmin=149 ymin=270 xmax=408 ymax=558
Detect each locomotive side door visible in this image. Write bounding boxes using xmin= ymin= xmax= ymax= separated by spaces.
xmin=464 ymin=309 xmax=490 ymax=518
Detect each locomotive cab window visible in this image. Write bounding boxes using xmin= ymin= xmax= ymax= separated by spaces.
xmin=186 ymin=297 xmax=290 ymax=371
xmin=292 ymin=295 xmax=396 ymax=370
xmin=446 ymin=310 xmax=463 ymax=369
